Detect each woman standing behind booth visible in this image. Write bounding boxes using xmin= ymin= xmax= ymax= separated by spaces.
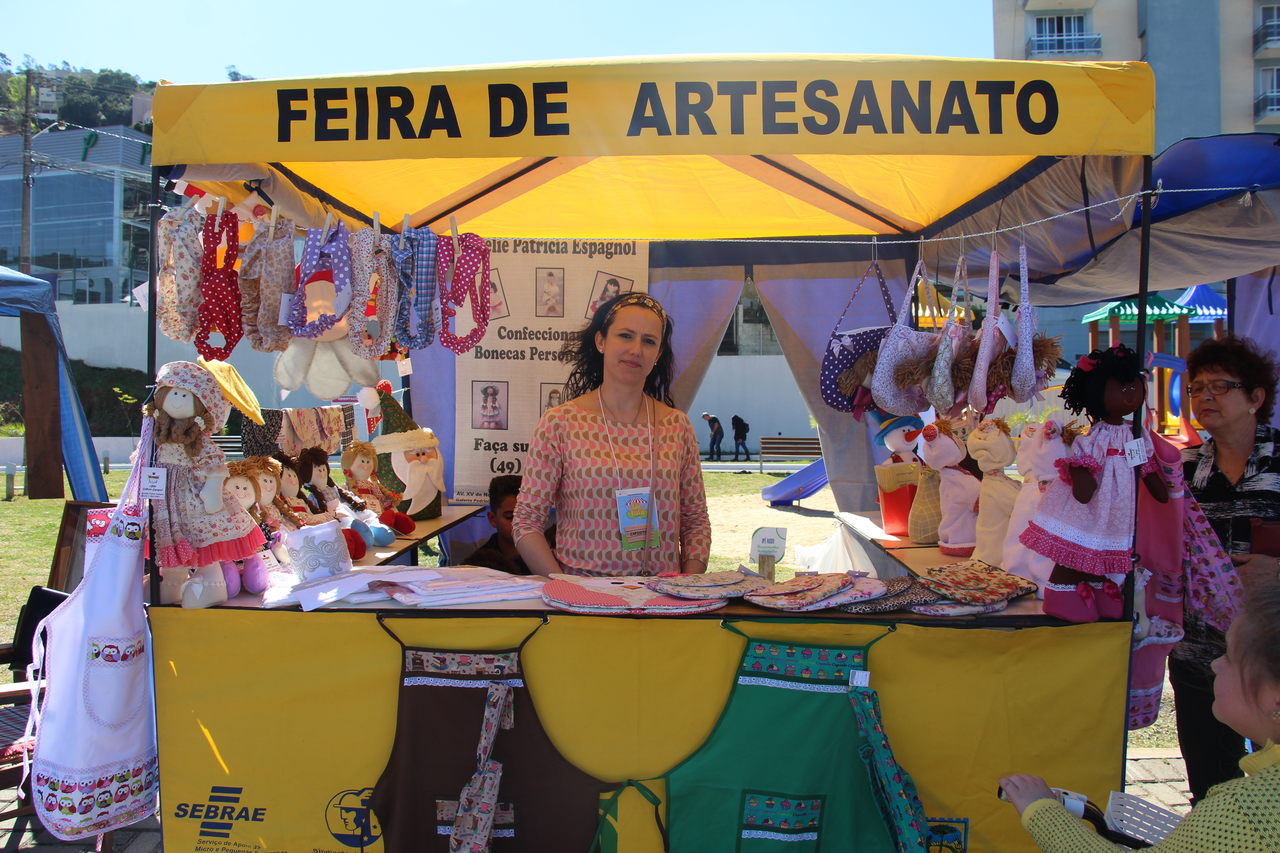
xmin=1176 ymin=334 xmax=1280 ymax=802
xmin=514 ymin=292 xmax=711 ymax=577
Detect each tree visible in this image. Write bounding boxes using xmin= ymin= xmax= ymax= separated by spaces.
xmin=58 ymin=92 xmax=101 ymax=127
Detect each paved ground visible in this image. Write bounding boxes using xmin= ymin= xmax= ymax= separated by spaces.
xmin=0 ymin=753 xmax=1190 ymax=851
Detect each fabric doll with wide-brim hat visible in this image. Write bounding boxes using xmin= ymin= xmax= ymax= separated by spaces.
xmin=145 ymin=360 xmax=266 ymax=608
xmin=371 ymin=389 xmax=445 ymax=520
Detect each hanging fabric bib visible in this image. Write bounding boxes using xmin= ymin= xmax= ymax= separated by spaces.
xmin=436 ymin=232 xmax=492 ymax=355
xmin=26 ymin=421 xmax=158 ymax=840
xmin=288 ymin=222 xmax=353 ymax=338
xmin=347 ymin=227 xmax=400 ymax=359
xmin=391 ymin=227 xmax=440 ymax=349
xmin=194 ymin=210 xmax=243 ymax=360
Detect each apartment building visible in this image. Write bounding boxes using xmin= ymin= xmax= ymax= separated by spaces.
xmin=994 ymin=0 xmax=1260 ymax=152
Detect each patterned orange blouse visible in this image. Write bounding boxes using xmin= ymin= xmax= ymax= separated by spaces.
xmin=512 ymin=400 xmax=712 ymax=576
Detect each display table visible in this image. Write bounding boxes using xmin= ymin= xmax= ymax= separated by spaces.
xmin=151 ymin=591 xmax=1130 ymax=852
xmin=352 ymin=504 xmax=484 ymax=567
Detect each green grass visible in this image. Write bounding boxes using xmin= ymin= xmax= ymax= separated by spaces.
xmin=700 ymin=470 xmax=789 ymax=499
xmin=0 ymin=471 xmax=130 ymax=653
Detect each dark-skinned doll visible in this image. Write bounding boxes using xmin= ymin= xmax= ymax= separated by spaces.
xmin=1019 ymin=344 xmax=1169 ymax=622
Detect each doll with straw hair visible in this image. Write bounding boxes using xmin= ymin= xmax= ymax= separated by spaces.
xmin=341 ymin=440 xmax=415 ymax=534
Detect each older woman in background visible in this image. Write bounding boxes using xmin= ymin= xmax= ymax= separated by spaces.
xmin=1175 ymin=334 xmax=1280 ymax=803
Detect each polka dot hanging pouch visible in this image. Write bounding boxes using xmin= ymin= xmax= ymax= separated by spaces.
xmin=819 ymin=261 xmax=895 ymax=413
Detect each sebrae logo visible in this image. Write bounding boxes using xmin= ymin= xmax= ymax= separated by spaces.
xmin=172 ymin=786 xmax=266 ymax=839
xmin=925 ymin=816 xmax=969 ymax=852
xmin=325 ymin=788 xmax=382 ymax=849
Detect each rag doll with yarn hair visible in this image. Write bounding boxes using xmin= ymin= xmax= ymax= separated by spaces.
xmin=219 ymin=460 xmax=272 ymax=598
xmin=297 ymin=446 xmax=397 ymax=552
xmin=273 ymin=450 xmax=366 ymax=560
xmin=241 ymin=455 xmax=303 ymax=563
xmin=145 ymin=361 xmax=265 ymax=608
xmin=340 ymin=440 xmax=415 ymax=534
xmin=1020 ymin=344 xmax=1169 ymax=623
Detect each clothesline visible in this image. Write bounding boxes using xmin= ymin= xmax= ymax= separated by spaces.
xmin=153 ymin=181 xmax=1261 ymax=248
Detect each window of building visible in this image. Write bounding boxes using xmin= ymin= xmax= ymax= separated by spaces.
xmin=1029 ymin=14 xmax=1097 ymax=56
xmin=1260 ymin=66 xmax=1280 ymax=95
xmin=1261 ymin=5 xmax=1280 ymax=24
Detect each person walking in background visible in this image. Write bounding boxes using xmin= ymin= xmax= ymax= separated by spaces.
xmin=701 ymin=412 xmax=724 ymax=461
xmin=731 ymin=415 xmax=750 ymax=462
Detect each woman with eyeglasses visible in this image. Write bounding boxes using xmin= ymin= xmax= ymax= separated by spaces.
xmin=1174 ymin=334 xmax=1280 ymax=803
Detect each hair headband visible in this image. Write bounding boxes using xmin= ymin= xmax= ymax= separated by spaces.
xmin=603 ymin=292 xmax=668 ymax=329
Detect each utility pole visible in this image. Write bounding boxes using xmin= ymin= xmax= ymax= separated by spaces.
xmin=19 ymin=68 xmax=33 ymax=273
xmin=17 ymin=67 xmax=64 ymax=499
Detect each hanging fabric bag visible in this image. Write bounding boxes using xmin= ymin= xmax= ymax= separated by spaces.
xmin=967 ymin=251 xmax=1008 ymax=414
xmin=1009 ymin=243 xmax=1039 ymax=403
xmin=819 ymin=261 xmax=896 ymax=413
xmin=871 ymin=260 xmax=936 ymax=416
xmin=925 ymin=256 xmax=972 ymax=414
xmin=26 ymin=421 xmax=158 ymax=841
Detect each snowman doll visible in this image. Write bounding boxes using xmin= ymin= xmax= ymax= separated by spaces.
xmin=873 ymin=415 xmax=923 ymax=536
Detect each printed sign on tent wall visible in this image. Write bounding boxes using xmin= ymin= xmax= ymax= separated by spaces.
xmin=452 ymin=238 xmax=649 ymax=503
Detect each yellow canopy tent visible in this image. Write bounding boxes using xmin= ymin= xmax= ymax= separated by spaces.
xmin=152 ymin=54 xmax=1154 ymax=240
xmin=148 ymin=56 xmax=1156 ymax=853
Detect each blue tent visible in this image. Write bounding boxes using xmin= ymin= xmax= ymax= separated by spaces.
xmin=1175 ymin=283 xmax=1229 ymax=323
xmin=0 ymin=265 xmax=107 ymax=501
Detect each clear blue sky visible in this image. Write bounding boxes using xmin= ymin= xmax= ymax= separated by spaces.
xmin=4 ymin=0 xmax=994 ymax=83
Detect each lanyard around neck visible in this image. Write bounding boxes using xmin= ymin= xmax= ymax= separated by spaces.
xmin=598 ymin=388 xmax=656 ymax=569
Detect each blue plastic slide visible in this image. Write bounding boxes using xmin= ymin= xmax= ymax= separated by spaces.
xmin=760 ymin=457 xmax=829 ymax=506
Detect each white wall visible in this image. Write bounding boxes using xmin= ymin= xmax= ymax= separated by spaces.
xmin=686 ymin=354 xmax=816 ymax=451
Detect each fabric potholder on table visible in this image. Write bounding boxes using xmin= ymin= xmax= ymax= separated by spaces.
xmin=743 ymin=573 xmax=853 ymax=611
xmin=909 ymin=600 xmax=1009 ymax=617
xmin=789 ymin=576 xmax=888 ymax=611
xmin=645 ymin=570 xmax=770 ymax=600
xmin=541 ymin=574 xmax=726 ymax=615
xmin=916 ymin=560 xmax=1037 ymax=605
xmin=840 ymin=577 xmax=945 ymax=614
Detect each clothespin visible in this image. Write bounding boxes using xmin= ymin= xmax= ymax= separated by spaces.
xmin=445 ymin=215 xmax=461 ymax=286
xmin=322 ymin=212 xmax=333 ymax=241
xmin=372 ymin=211 xmax=380 ymax=237
xmin=215 ymin=196 xmax=226 ymax=219
xmin=269 ymin=204 xmax=279 ymax=229
xmin=400 ymin=214 xmax=411 ymax=250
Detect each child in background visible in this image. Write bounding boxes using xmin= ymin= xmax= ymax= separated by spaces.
xmin=465 ymin=475 xmax=551 ymax=576
xmin=998 ymin=568 xmax=1280 ymax=851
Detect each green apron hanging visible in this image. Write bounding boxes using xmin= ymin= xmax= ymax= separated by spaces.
xmin=661 ymin=625 xmax=928 ymax=852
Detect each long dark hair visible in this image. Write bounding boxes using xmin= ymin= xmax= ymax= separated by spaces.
xmin=561 ymin=293 xmax=675 ymax=406
xmin=295 ymin=447 xmax=368 ymax=513
xmin=1060 ymin=344 xmax=1144 ymax=423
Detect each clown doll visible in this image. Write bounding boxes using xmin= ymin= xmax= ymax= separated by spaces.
xmin=145 ymin=361 xmax=265 ymax=608
xmin=341 ymin=440 xmax=415 ymax=534
xmin=1020 ymin=345 xmax=1169 ymax=622
xmin=873 ymin=415 xmax=923 ymax=536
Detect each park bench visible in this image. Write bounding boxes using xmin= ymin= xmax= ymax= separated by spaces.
xmin=210 ymin=434 xmax=243 ymax=459
xmin=758 ymin=436 xmax=823 ymax=473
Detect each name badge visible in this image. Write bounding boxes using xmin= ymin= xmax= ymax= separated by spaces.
xmin=614 ymin=487 xmax=659 ymax=551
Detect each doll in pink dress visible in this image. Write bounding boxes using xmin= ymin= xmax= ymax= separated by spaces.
xmin=1019 ymin=344 xmax=1169 ymax=622
xmin=145 ymin=361 xmax=265 ymax=608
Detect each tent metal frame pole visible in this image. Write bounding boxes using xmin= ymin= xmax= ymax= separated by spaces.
xmin=147 ymin=166 xmax=161 ymax=606
xmin=1226 ymin=276 xmax=1236 ymax=335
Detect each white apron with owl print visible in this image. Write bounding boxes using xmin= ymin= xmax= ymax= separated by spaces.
xmin=26 ymin=420 xmax=158 ymax=840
